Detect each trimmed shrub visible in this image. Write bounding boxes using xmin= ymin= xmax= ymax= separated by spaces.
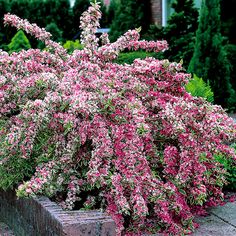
xmin=186 ymin=74 xmax=214 ymax=103
xmin=7 ymin=30 xmax=31 ymax=53
xmin=63 ymin=40 xmax=83 ymax=54
xmin=115 ymin=51 xmax=158 ymax=64
xmin=0 ymin=3 xmax=236 ymax=236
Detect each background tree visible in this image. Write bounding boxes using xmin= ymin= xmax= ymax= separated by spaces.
xmin=163 ymin=0 xmax=199 ymax=67
xmin=45 ymin=22 xmax=63 ymax=42
xmin=9 ymin=0 xmax=30 ymax=19
xmin=225 ymin=44 xmax=236 ymax=96
xmin=0 ymin=0 xmax=11 ymax=49
xmin=72 ymin=0 xmax=90 ymax=38
xmin=221 ymin=0 xmax=236 ymax=44
xmin=27 ymin=0 xmax=46 ymax=27
xmin=54 ymin=0 xmax=72 ymax=40
xmin=43 ymin=0 xmax=57 ymax=23
xmin=107 ymin=0 xmax=118 ymax=25
xmin=99 ymin=0 xmax=110 ymax=28
xmin=221 ymin=0 xmax=236 ymax=95
xmin=109 ymin=0 xmax=152 ymax=42
xmin=188 ymin=0 xmax=236 ymax=110
xmin=7 ymin=30 xmax=31 ymax=53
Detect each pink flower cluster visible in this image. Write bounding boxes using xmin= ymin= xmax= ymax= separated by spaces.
xmin=0 ymin=2 xmax=235 ymax=236
xmin=4 ymin=14 xmax=67 ymax=58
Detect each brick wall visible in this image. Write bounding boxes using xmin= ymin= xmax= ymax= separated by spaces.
xmin=0 ymin=190 xmax=116 ymax=236
xmin=150 ymin=0 xmax=162 ymax=25
xmin=104 ymin=0 xmax=110 ymax=6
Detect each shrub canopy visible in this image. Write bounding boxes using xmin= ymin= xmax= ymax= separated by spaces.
xmin=0 ymin=2 xmax=235 ymax=235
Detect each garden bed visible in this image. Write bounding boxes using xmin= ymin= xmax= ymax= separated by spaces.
xmin=0 ymin=189 xmax=116 ymax=236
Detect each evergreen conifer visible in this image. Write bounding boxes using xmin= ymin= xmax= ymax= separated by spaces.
xmin=163 ymin=0 xmax=199 ymax=67
xmin=221 ymin=0 xmax=236 ymax=44
xmin=188 ymin=0 xmax=236 ymax=110
xmin=8 ymin=30 xmax=31 ymax=53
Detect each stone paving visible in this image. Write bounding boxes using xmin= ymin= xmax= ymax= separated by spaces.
xmin=193 ymin=200 xmax=236 ymax=236
xmin=0 ymin=222 xmax=15 ymax=236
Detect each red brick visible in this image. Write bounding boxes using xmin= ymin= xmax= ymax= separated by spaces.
xmin=150 ymin=0 xmax=162 ymax=25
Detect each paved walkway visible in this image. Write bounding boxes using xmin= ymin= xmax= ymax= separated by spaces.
xmin=193 ymin=199 xmax=236 ymax=236
xmin=1 ymin=198 xmax=236 ymax=236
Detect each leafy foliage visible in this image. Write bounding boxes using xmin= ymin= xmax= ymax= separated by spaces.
xmin=0 ymin=0 xmax=12 ymax=46
xmin=0 ymin=0 xmax=10 ymax=29
xmin=214 ymin=144 xmax=236 ymax=191
xmin=188 ymin=0 xmax=236 ymax=111
xmin=185 ymin=74 xmax=214 ymax=103
xmin=0 ymin=3 xmax=236 ymax=236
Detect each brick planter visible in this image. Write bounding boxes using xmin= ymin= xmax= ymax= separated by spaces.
xmin=0 ymin=190 xmax=116 ymax=236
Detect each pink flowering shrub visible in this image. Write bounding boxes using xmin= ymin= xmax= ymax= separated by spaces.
xmin=0 ymin=2 xmax=236 ymax=235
